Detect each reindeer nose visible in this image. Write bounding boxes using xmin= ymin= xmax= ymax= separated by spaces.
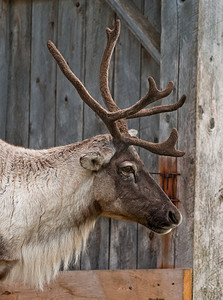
xmin=168 ymin=209 xmax=182 ymax=226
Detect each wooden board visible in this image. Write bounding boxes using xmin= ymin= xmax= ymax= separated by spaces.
xmin=193 ymin=0 xmax=223 ymax=298
xmin=55 ymin=0 xmax=85 ymax=146
xmin=137 ymin=0 xmax=161 ymax=269
xmin=158 ymin=156 xmax=178 ymax=269
xmin=6 ymin=0 xmax=31 ymax=147
xmin=0 ymin=0 xmax=9 ymax=140
xmin=174 ymin=0 xmax=198 ymax=270
xmin=105 ymin=0 xmax=160 ymax=64
xmin=29 ymin=0 xmax=57 ymax=149
xmin=160 ymin=0 xmax=198 ymax=270
xmin=0 ymin=269 xmax=192 ymax=300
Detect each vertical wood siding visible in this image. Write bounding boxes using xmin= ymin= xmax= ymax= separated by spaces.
xmin=161 ymin=0 xmax=198 ymax=270
xmin=0 ymin=0 xmax=192 ymax=271
xmin=194 ymin=0 xmax=223 ymax=298
xmin=109 ymin=0 xmax=142 ymax=270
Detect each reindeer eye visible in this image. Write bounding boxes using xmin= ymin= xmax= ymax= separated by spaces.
xmin=121 ymin=166 xmax=134 ymax=173
xmin=119 ymin=165 xmax=136 ymax=180
xmin=118 ymin=162 xmax=137 ymax=181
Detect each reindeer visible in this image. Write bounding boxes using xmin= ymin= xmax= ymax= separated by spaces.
xmin=0 ymin=20 xmax=186 ymax=289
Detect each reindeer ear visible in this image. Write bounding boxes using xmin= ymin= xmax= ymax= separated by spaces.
xmin=80 ymin=152 xmax=103 ymax=171
xmin=80 ymin=139 xmax=115 ymax=171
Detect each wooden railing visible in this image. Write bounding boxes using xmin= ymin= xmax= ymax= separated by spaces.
xmin=0 ymin=269 xmax=192 ymax=300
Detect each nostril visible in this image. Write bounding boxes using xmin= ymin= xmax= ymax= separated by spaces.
xmin=168 ymin=210 xmax=179 ymax=225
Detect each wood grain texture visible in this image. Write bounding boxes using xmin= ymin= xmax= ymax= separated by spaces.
xmin=137 ymin=0 xmax=161 ymax=269
xmin=55 ymin=0 xmax=85 ymax=147
xmin=109 ymin=0 xmax=142 ymax=270
xmin=6 ymin=0 xmax=31 ymax=147
xmin=143 ymin=0 xmax=161 ymax=34
xmin=158 ymin=157 xmax=177 ymax=268
xmin=0 ymin=0 xmax=9 ymax=140
xmin=83 ymin=0 xmax=114 ymax=139
xmin=183 ymin=269 xmax=193 ymax=300
xmin=173 ymin=0 xmax=198 ymax=269
xmin=29 ymin=0 xmax=58 ymax=149
xmin=105 ymin=0 xmax=160 ymax=63
xmin=160 ymin=0 xmax=197 ymax=270
xmin=159 ymin=1 xmax=178 ymax=270
xmin=194 ymin=0 xmax=223 ymax=298
xmin=0 ymin=269 xmax=192 ymax=300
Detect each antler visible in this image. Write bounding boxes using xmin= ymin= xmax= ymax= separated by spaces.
xmin=100 ymin=20 xmax=121 ymax=113
xmin=47 ymin=20 xmax=186 ymax=157
xmin=99 ymin=21 xmax=179 ymax=128
xmin=99 ymin=20 xmax=185 ymax=157
xmin=126 ymin=94 xmax=186 ymax=119
xmin=99 ymin=19 xmax=128 ymax=134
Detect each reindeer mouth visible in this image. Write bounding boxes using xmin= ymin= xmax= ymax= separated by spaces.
xmin=146 ymin=222 xmax=173 ymax=235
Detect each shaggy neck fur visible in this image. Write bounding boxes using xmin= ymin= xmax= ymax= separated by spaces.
xmin=0 ymin=136 xmax=113 ymax=289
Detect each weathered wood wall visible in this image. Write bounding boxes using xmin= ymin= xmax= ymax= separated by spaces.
xmin=0 ymin=0 xmax=193 ymax=273
xmin=160 ymin=0 xmax=198 ymax=270
xmin=194 ymin=0 xmax=223 ymax=299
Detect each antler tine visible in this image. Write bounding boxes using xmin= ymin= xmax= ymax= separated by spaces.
xmin=47 ymin=40 xmax=122 ymax=139
xmin=126 ymin=94 xmax=186 ymax=119
xmin=100 ymin=20 xmax=129 ymax=134
xmin=99 ymin=20 xmax=175 ymax=131
xmin=100 ymin=19 xmax=120 ymax=112
xmin=124 ymin=128 xmax=185 ymax=157
xmin=108 ymin=77 xmax=174 ymax=121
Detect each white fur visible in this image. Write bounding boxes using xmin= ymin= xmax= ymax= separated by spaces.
xmin=0 ymin=136 xmax=115 ymax=289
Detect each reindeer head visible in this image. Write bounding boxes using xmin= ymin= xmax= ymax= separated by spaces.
xmin=47 ymin=20 xmax=186 ymax=234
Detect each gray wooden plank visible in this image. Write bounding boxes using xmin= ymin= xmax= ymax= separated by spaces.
xmin=6 ymin=0 xmax=31 ymax=147
xmin=105 ymin=0 xmax=160 ymax=64
xmin=55 ymin=0 xmax=85 ymax=147
xmin=82 ymin=2 xmax=115 ymax=140
xmin=109 ymin=0 xmax=142 ymax=270
xmin=137 ymin=51 xmax=161 ymax=269
xmin=193 ymin=1 xmax=223 ymax=298
xmin=137 ymin=0 xmax=161 ymax=269
xmin=29 ymin=0 xmax=58 ymax=149
xmin=176 ymin=0 xmax=198 ymax=269
xmin=158 ymin=0 xmax=180 ymax=269
xmin=143 ymin=0 xmax=161 ymax=34
xmin=81 ymin=0 xmax=115 ymax=270
xmin=160 ymin=0 xmax=197 ymax=270
xmin=0 ymin=0 xmax=9 ymax=140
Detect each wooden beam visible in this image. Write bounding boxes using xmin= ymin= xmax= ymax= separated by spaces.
xmin=105 ymin=0 xmax=160 ymax=64
xmin=194 ymin=0 xmax=223 ymax=298
xmin=160 ymin=0 xmax=198 ymax=273
xmin=0 ymin=269 xmax=192 ymax=300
